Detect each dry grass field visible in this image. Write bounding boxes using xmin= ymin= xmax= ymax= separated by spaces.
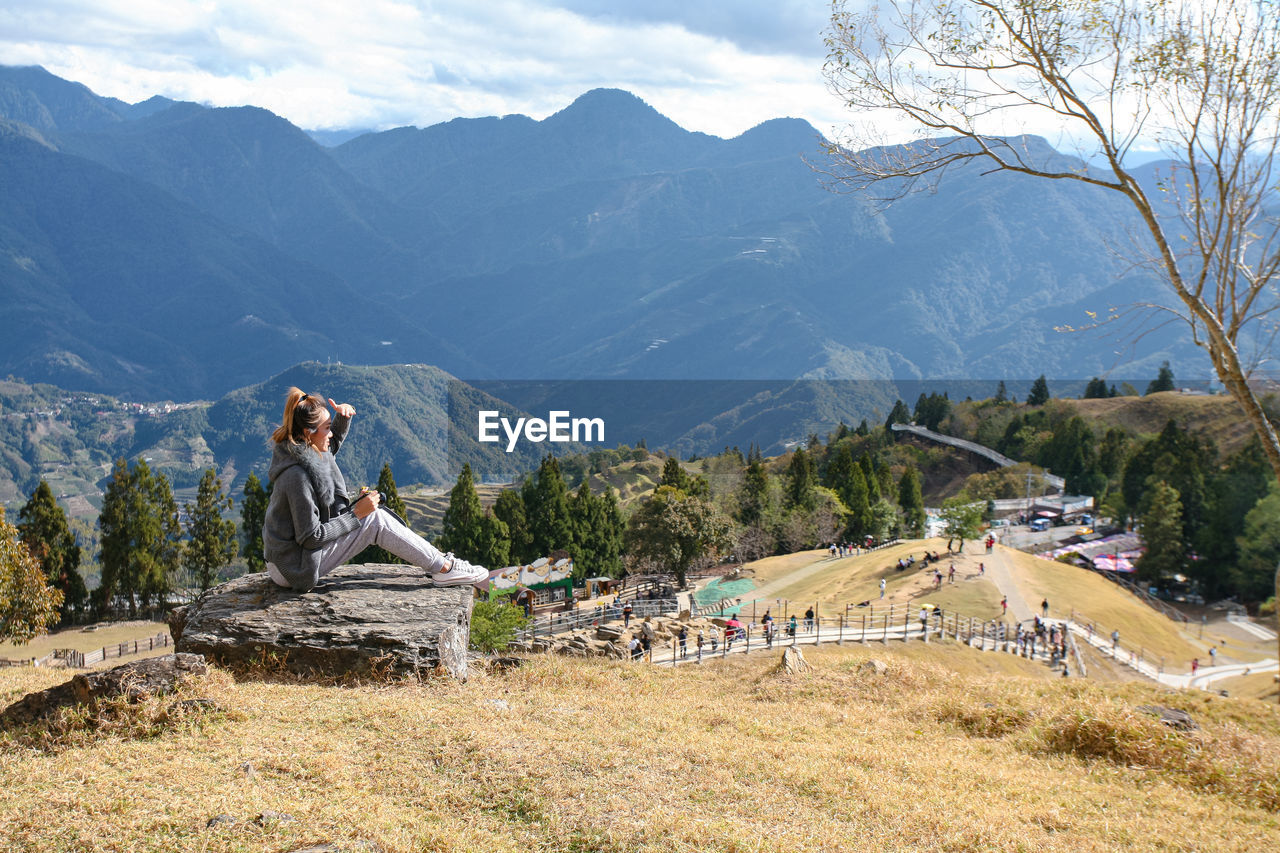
xmin=1000 ymin=550 xmax=1211 ymax=666
xmin=2 ymin=642 xmax=1279 ymax=852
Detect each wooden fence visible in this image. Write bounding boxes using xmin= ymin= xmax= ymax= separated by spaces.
xmin=0 ymin=633 xmax=173 ymax=669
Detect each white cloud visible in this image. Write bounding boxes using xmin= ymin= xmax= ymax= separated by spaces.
xmin=0 ymin=0 xmax=848 ymax=137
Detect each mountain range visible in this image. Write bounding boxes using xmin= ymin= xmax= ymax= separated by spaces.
xmin=0 ymin=64 xmax=1202 ymax=402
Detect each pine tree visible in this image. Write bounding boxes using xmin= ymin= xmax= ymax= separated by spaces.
xmin=1136 ymin=481 xmax=1186 ymax=583
xmin=1027 ymin=375 xmax=1051 ymax=406
xmin=17 ymin=480 xmax=85 ymax=622
xmin=898 ymin=467 xmax=926 ymax=537
xmin=1083 ymin=377 xmax=1110 ymax=398
xmin=376 ymin=463 xmax=407 ymax=520
xmin=525 ymin=456 xmax=572 ymax=558
xmin=354 ymin=463 xmax=412 ymax=564
xmin=884 ymin=399 xmax=911 ymax=430
xmin=994 ymin=381 xmax=1008 ymax=403
xmin=1 ymin=507 xmax=63 ymax=643
xmin=183 ymin=468 xmax=238 ymax=591
xmin=737 ymin=456 xmax=771 ymax=527
xmin=494 ymin=488 xmax=533 ymax=564
xmin=473 ymin=510 xmax=511 ymax=571
xmin=240 ymin=472 xmax=270 ymax=572
xmin=859 ymin=454 xmax=880 ymax=504
xmin=843 ymin=465 xmax=871 ymax=540
xmin=786 ymin=448 xmax=816 ymax=510
xmin=1146 ymin=361 xmax=1176 ymax=395
xmin=569 ymin=481 xmax=624 ymax=579
xmin=438 ymin=463 xmax=485 ymax=562
xmin=96 ymin=458 xmax=182 ymax=617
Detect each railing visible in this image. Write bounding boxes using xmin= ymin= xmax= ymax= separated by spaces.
xmin=517 ymin=598 xmax=680 ymax=642
xmin=625 ymin=603 xmax=1072 ymax=671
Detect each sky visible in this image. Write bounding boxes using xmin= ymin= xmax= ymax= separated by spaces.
xmin=0 ymin=0 xmax=849 ymax=139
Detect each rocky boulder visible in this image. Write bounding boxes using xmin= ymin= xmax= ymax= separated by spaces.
xmin=168 ymin=565 xmax=474 ymax=679
xmin=1 ymin=653 xmax=207 ymax=726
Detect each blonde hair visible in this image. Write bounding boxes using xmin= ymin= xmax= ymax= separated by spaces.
xmin=271 ymin=387 xmax=326 ymax=444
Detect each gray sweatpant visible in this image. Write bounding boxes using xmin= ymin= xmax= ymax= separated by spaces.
xmin=267 ymin=507 xmax=449 ymax=588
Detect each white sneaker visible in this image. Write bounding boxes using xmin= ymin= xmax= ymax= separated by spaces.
xmin=431 ymin=554 xmax=489 ymax=587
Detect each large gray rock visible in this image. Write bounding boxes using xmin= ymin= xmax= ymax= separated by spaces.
xmin=168 ymin=565 xmax=474 ymax=679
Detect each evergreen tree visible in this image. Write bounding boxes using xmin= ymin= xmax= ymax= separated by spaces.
xmin=884 ymin=399 xmax=911 ymax=431
xmin=898 ymin=466 xmax=926 ymax=538
xmin=843 ymin=464 xmax=871 ymax=540
xmin=376 ymin=463 xmax=407 ymax=520
xmin=1146 ymin=361 xmax=1176 ymax=395
xmin=859 ymin=453 xmax=880 ymax=504
xmin=494 ymin=488 xmax=534 ymax=564
xmin=855 ymin=419 xmax=871 ymax=436
xmin=240 ymin=472 xmax=270 ymax=573
xmin=438 ymin=463 xmax=485 ymax=562
xmin=1083 ymin=377 xmax=1110 ymax=398
xmin=1122 ymin=420 xmax=1210 ymax=539
xmin=1235 ymin=481 xmax=1280 ymax=603
xmin=569 ymin=481 xmax=624 ymax=579
xmin=833 ymin=421 xmax=850 ymax=443
xmin=473 ymin=510 xmax=511 ymax=572
xmin=17 ymin=480 xmax=85 ymax=622
xmin=659 ymin=456 xmax=692 ymax=492
xmin=994 ymin=380 xmax=1008 ymax=403
xmin=824 ymin=438 xmax=855 ymax=499
xmin=526 ymin=456 xmax=573 ymax=558
xmin=737 ymin=456 xmax=771 ymax=527
xmin=96 ymin=458 xmax=182 ymax=617
xmin=786 ymin=448 xmax=816 ymax=510
xmin=1136 ymin=481 xmax=1186 ymax=583
xmin=1198 ymin=439 xmax=1271 ymax=596
xmin=0 ymin=507 xmax=63 ymax=643
xmin=1026 ymin=375 xmax=1051 ymax=406
xmin=183 ymin=468 xmax=238 ymax=591
xmin=354 ymin=463 xmax=412 ymax=564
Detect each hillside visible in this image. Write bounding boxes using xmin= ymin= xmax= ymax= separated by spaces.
xmin=0 ymin=364 xmax=551 ymax=514
xmin=2 ymin=646 xmax=1278 ymax=851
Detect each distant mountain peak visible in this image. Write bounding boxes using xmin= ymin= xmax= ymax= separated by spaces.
xmin=546 ymin=88 xmax=678 ymax=130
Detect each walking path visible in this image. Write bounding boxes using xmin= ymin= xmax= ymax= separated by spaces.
xmin=978 ymin=546 xmax=1035 ymax=624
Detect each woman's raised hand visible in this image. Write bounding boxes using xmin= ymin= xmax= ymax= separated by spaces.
xmin=329 ymin=398 xmax=355 ymax=418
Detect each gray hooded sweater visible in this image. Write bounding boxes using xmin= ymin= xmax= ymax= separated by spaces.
xmin=262 ymin=413 xmax=360 ymax=591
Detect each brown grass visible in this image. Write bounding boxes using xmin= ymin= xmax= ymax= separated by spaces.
xmin=1000 ymin=548 xmax=1208 ymax=665
xmin=3 ymin=643 xmax=1280 ymax=851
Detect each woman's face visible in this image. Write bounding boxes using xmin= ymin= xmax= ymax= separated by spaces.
xmin=306 ymin=408 xmax=333 ymax=453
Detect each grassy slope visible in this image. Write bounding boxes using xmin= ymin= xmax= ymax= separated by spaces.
xmin=1067 ymin=391 xmax=1256 ymax=450
xmin=1001 ymin=548 xmax=1207 ymax=664
xmin=2 ymin=645 xmax=1279 ymax=852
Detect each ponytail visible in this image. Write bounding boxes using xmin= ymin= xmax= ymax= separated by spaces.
xmin=271 ymin=387 xmax=325 ymax=444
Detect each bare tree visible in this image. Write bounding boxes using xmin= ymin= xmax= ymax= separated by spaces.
xmin=823 ymin=0 xmax=1280 ymax=638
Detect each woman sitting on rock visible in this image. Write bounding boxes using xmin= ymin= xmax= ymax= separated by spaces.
xmin=262 ymin=387 xmax=487 ymax=592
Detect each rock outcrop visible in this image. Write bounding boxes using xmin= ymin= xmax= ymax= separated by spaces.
xmin=1 ymin=653 xmax=208 ymax=726
xmin=168 ymin=565 xmax=474 ymax=679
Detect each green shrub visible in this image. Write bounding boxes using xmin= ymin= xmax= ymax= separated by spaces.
xmin=470 ymin=599 xmax=529 ymax=653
